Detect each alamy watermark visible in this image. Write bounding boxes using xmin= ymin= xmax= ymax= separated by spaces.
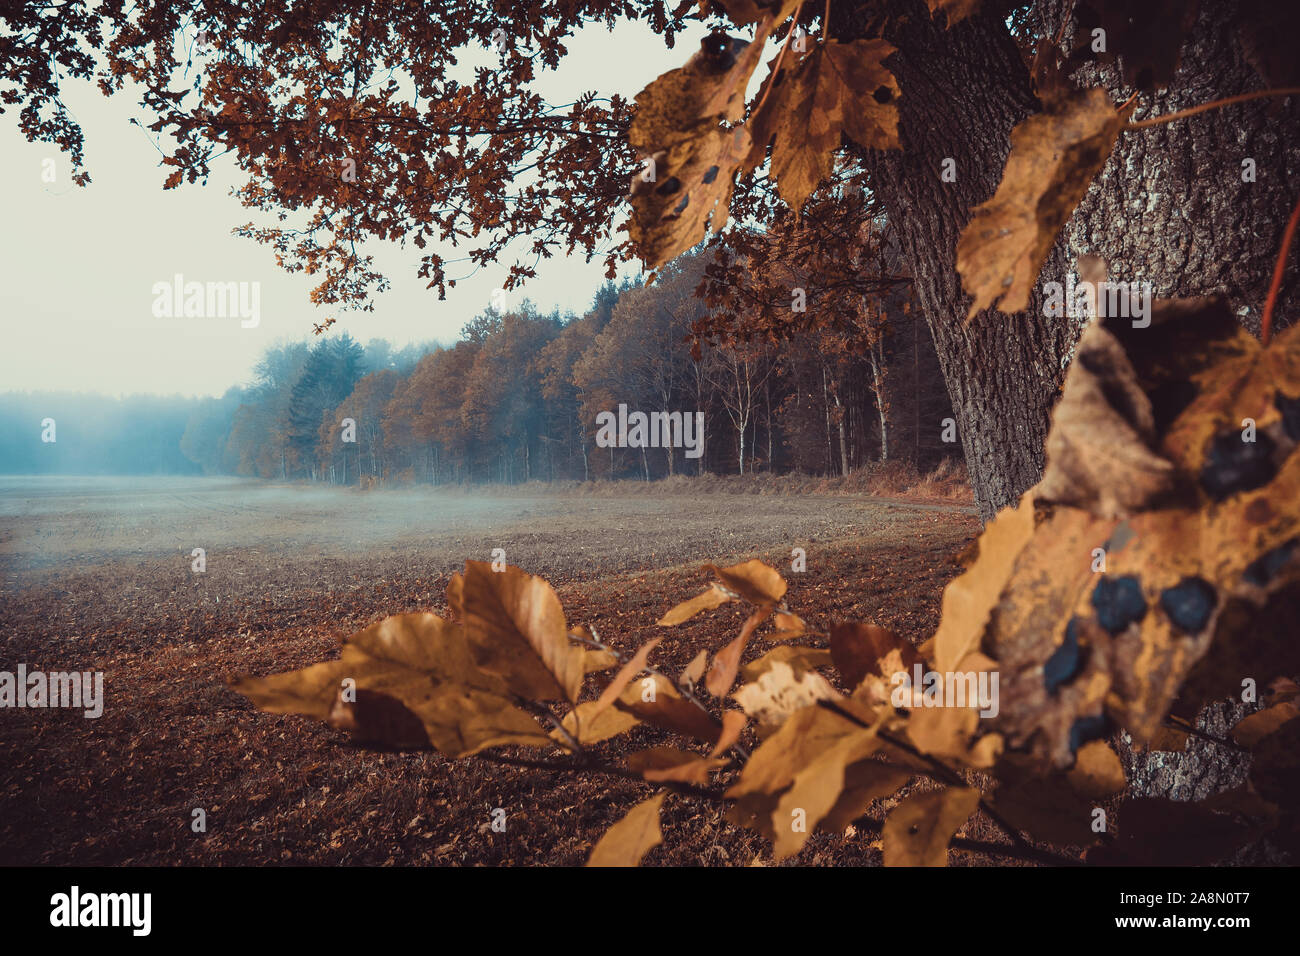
xmin=594 ymin=403 xmax=704 ymax=459
xmin=50 ymin=886 xmax=150 ymax=936
xmin=151 ymin=273 xmax=260 ymax=328
xmin=1042 ymin=273 xmax=1152 ymax=328
xmin=0 ymin=665 xmax=104 ymax=718
xmin=890 ymin=663 xmax=999 ymax=718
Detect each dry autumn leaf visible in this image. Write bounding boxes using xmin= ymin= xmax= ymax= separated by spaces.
xmin=726 ymin=702 xmax=868 ymax=839
xmin=460 ymin=561 xmax=586 ymax=703
xmin=772 ymin=723 xmax=884 ymax=859
xmin=232 ymin=612 xmax=553 ymax=757
xmin=627 ymin=10 xmax=795 ymax=268
xmin=615 ymin=674 xmax=721 ymax=743
xmin=732 ymin=659 xmax=839 ymax=727
xmin=744 ymin=38 xmax=901 ymax=211
xmin=658 ymin=585 xmax=729 ymax=626
xmin=925 ymin=0 xmax=981 ymax=26
xmin=739 ymin=644 xmax=833 ymax=682
xmin=706 ymin=558 xmax=788 ymax=605
xmin=587 ymin=793 xmax=666 ymax=867
xmin=956 ymin=86 xmax=1133 ymax=319
xmin=830 ymin=621 xmax=921 ymax=691
xmin=628 ymin=746 xmax=728 ymax=785
xmin=588 ymin=636 xmax=662 ymax=721
xmin=706 ymin=608 xmax=772 ymax=697
xmin=882 ymin=786 xmax=981 ymax=866
xmin=1035 ymin=316 xmax=1179 ymax=517
xmin=1233 ymin=701 xmax=1300 ymax=748
xmin=935 ymin=300 xmax=1300 ymax=765
xmin=680 ymin=649 xmax=709 ymax=689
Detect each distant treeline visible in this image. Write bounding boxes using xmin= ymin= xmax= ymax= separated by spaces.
xmin=182 ymin=255 xmax=958 ymax=484
xmin=0 ymin=255 xmax=958 ymax=483
xmin=0 ymin=392 xmax=202 ymax=475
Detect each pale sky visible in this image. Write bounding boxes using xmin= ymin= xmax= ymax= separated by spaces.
xmin=0 ymin=18 xmax=721 ymax=398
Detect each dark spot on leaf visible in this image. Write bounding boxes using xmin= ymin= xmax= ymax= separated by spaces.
xmin=1199 ymin=428 xmax=1276 ymax=500
xmin=1244 ymin=497 xmax=1273 ymax=524
xmin=1159 ymin=577 xmax=1217 ymax=634
xmin=872 ymin=85 xmax=893 ymax=104
xmin=1044 ymin=617 xmax=1085 ymax=694
xmin=654 ymin=176 xmax=681 ymax=197
xmin=1091 ymin=575 xmax=1147 ymax=634
xmin=1243 ymin=539 xmax=1298 ymax=587
xmin=1068 ymin=714 xmax=1109 ymax=755
xmin=1148 ymin=379 xmax=1198 ymax=434
xmin=672 ymin=193 xmax=689 ymax=215
xmin=700 ymin=32 xmax=740 ymax=70
xmin=1276 ymin=392 xmax=1300 ymax=441
xmin=701 ymin=165 xmax=719 ymax=185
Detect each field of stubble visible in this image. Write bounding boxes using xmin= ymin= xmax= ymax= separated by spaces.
xmin=0 ymin=475 xmax=981 ymax=866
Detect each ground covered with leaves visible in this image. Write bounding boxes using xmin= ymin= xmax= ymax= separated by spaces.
xmin=0 ymin=484 xmax=984 ymax=866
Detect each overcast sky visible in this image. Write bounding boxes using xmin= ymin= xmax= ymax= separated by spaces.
xmin=0 ymin=19 xmax=718 ymax=398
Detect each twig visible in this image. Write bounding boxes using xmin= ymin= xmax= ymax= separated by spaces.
xmin=751 ymin=2 xmax=805 ymax=119
xmin=1162 ymin=715 xmax=1249 ymax=754
xmin=1262 ymin=190 xmax=1300 ymax=347
xmin=817 ymin=699 xmax=1079 ymax=866
xmin=512 ymin=694 xmax=582 ymax=753
xmin=571 ymin=628 xmax=749 ymax=760
xmin=1124 ymin=87 xmax=1300 ymax=130
xmin=475 ymin=751 xmax=724 ymax=802
xmin=476 ymin=753 xmax=1080 ymax=865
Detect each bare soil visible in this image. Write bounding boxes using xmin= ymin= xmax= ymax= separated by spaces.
xmin=0 ymin=476 xmax=986 ymax=866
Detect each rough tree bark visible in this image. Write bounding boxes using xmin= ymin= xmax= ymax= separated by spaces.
xmin=855 ymin=0 xmax=1299 ymax=812
xmin=856 ymin=0 xmax=1299 ymax=522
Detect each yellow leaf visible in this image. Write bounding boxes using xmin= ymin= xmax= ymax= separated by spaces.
xmin=587 ymin=794 xmax=666 ymax=867
xmin=706 ymin=608 xmax=771 ymax=697
xmin=460 ymin=561 xmax=586 ymax=703
xmin=707 ymin=558 xmax=788 ymax=605
xmin=882 ymin=786 xmax=981 ymax=866
xmin=732 ymin=659 xmax=838 ymax=728
xmin=657 ymin=585 xmax=729 ymax=626
xmin=956 ymin=87 xmax=1133 ymax=319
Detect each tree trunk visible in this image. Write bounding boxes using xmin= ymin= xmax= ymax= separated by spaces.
xmin=858 ymin=0 xmax=1300 ymax=808
xmin=861 ymin=0 xmax=1300 ymax=521
xmin=862 ymin=2 xmax=1082 ymax=520
xmin=822 ymin=366 xmax=834 ymax=474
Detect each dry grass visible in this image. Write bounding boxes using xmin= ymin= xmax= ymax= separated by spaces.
xmin=397 ymin=458 xmax=974 ymax=503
